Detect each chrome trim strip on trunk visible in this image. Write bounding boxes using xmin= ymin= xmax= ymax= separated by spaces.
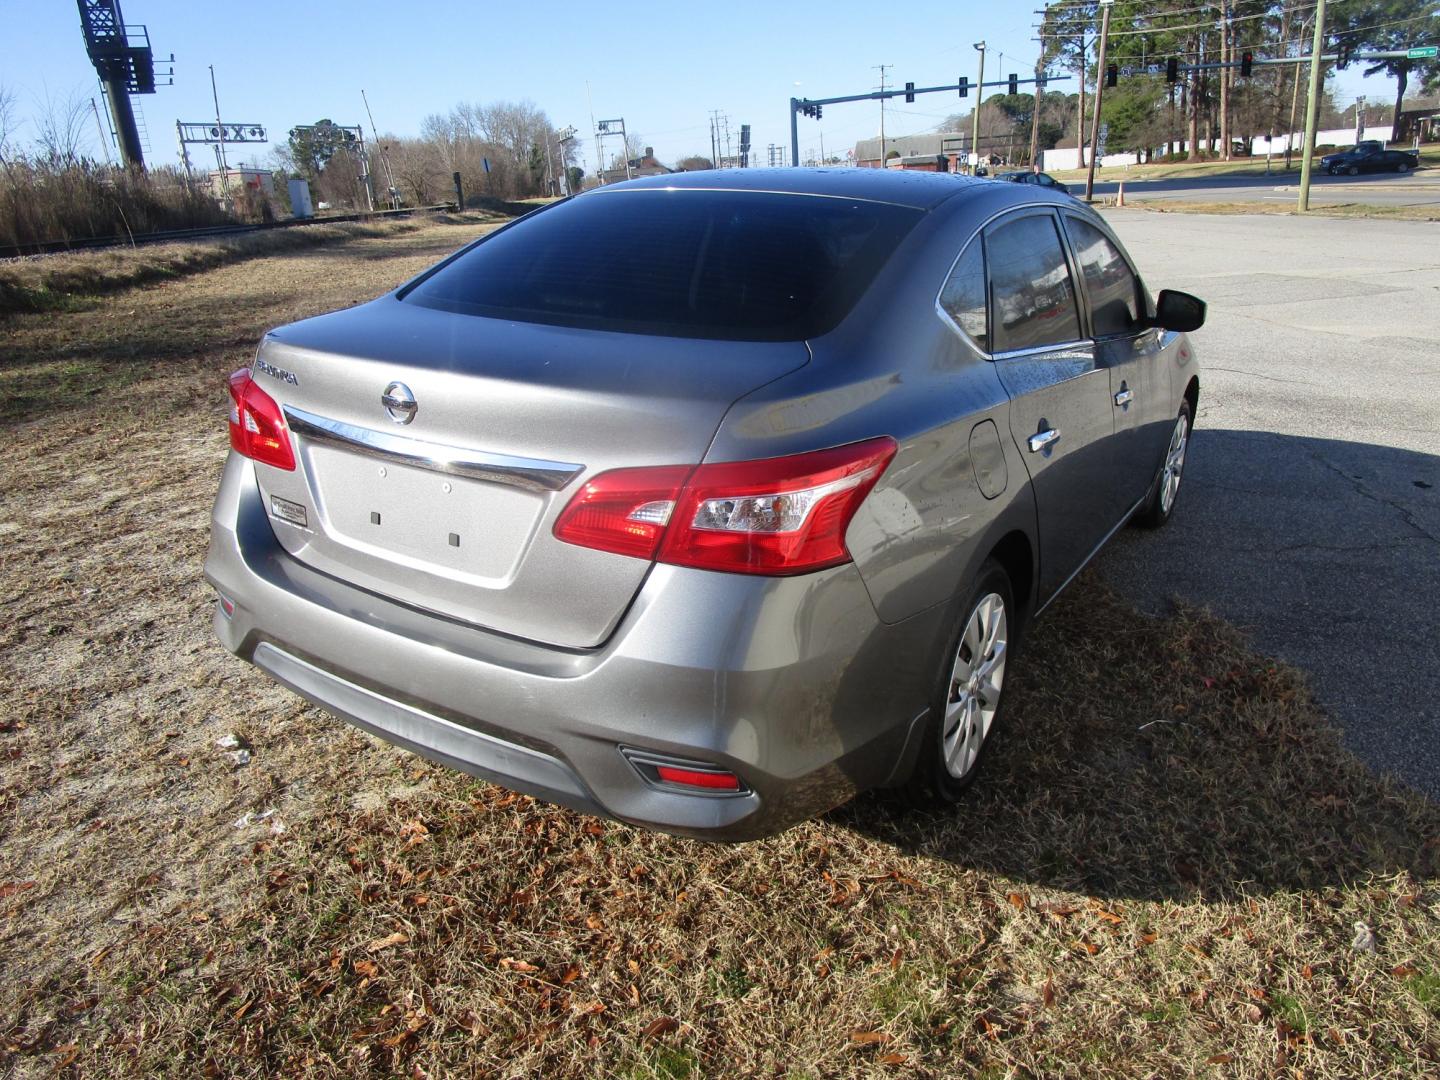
xmin=282 ymin=405 xmax=584 ymax=493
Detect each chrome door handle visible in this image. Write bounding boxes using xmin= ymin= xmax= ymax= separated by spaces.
xmin=1028 ymin=428 xmax=1060 ymax=453
xmin=1114 ymin=388 xmax=1134 ymax=406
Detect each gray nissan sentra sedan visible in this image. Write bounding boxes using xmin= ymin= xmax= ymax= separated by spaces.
xmin=206 ymin=168 xmax=1204 ymax=841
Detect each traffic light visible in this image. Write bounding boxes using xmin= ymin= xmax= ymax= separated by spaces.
xmin=958 ymin=76 xmax=969 ymax=98
xmin=1166 ymin=57 xmax=1179 ymax=83
xmin=1036 ymin=72 xmax=1048 ymax=91
xmin=1240 ymin=50 xmax=1253 ymax=77
xmin=1337 ymin=41 xmax=1353 ymax=69
xmin=1008 ymin=73 xmax=1018 ymax=96
xmin=904 ymin=81 xmax=915 ymax=103
xmin=739 ymin=124 xmax=751 ymax=153
xmin=1106 ymin=63 xmax=1118 ymax=88
xmin=815 ymin=104 xmax=822 ymax=120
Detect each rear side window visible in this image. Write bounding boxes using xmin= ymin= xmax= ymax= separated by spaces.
xmin=1064 ymin=216 xmax=1141 ymax=337
xmin=939 ymin=240 xmax=988 ymax=350
xmin=402 ymin=190 xmax=922 ymax=342
xmin=984 ymin=213 xmax=1083 ymax=353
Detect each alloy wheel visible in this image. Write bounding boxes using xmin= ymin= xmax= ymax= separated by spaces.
xmin=1160 ymin=412 xmax=1189 ymax=515
xmin=942 ymin=593 xmax=1008 ymax=779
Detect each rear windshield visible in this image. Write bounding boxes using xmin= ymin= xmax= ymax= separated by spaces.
xmin=401 ymin=189 xmax=923 ymax=341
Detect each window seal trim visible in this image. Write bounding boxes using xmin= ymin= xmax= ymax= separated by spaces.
xmin=932 ymin=202 xmax=1052 ymax=359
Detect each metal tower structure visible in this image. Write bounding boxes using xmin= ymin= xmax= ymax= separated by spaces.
xmin=76 ymin=0 xmax=170 ymax=168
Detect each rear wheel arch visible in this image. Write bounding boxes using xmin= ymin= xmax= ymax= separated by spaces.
xmin=987 ymin=529 xmax=1034 ymax=628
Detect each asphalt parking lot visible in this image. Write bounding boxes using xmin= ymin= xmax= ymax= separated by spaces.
xmin=1100 ymin=209 xmax=1440 ymax=798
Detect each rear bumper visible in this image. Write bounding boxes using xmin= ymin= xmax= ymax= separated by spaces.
xmin=204 ymin=455 xmax=945 ymax=840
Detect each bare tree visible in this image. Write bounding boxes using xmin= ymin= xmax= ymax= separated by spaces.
xmin=0 ymin=83 xmax=18 ymax=165
xmin=34 ymin=87 xmax=90 ymax=166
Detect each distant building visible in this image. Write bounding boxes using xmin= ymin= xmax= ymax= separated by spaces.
xmin=599 ymin=146 xmax=672 ymax=185
xmin=207 ymin=166 xmax=275 ymax=200
xmin=853 ymin=133 xmax=975 ymax=171
xmin=1395 ymin=97 xmax=1440 ymax=143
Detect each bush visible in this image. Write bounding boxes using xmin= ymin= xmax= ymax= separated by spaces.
xmin=0 ymin=158 xmax=236 ymax=250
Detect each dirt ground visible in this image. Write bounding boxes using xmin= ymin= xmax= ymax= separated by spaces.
xmin=1 ymin=222 xmax=1437 ymax=1078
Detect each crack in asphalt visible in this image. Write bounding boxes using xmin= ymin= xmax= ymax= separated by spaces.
xmin=1312 ymin=453 xmax=1440 ymax=546
xmin=1205 ymin=366 xmax=1319 ymax=386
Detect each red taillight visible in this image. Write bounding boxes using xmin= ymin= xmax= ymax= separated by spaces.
xmin=553 ymin=437 xmax=897 ymax=576
xmin=552 ymin=465 xmax=692 ymax=560
xmin=654 ymin=765 xmax=742 ymax=791
xmin=227 ymin=368 xmax=296 ymax=471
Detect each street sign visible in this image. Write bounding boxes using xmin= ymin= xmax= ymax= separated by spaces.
xmin=1407 ymin=46 xmax=1438 ymax=59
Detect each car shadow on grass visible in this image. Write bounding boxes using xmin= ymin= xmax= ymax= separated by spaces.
xmin=835 ymin=566 xmax=1440 ymax=903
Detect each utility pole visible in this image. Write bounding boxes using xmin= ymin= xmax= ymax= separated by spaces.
xmin=873 ymin=64 xmax=891 ymax=165
xmin=586 ymin=80 xmax=601 ymax=185
xmin=970 ymin=43 xmax=986 ymax=174
xmin=89 ymin=98 xmax=113 ymax=165
xmin=1076 ymin=31 xmax=1088 ymax=168
xmin=209 ymin=65 xmax=229 ymax=196
xmin=362 ymin=90 xmax=399 ymax=207
xmin=1297 ymin=0 xmax=1327 ymax=212
xmin=1219 ymin=0 xmax=1231 ymax=160
xmin=1029 ymin=51 xmax=1043 ymax=170
xmin=1083 ymin=0 xmax=1114 ymax=203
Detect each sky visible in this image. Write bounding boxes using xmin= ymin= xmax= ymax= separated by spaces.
xmin=1 ymin=0 xmax=1400 ymax=174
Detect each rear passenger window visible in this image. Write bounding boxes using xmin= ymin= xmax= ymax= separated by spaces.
xmin=984 ymin=214 xmax=1083 ymax=353
xmin=1064 ymin=216 xmax=1141 ymax=337
xmin=939 ymin=240 xmax=988 ymax=350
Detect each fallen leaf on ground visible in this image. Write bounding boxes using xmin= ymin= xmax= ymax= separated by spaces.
xmin=366 ymin=932 xmax=408 ymax=952
xmin=642 ymin=1017 xmax=679 ymax=1040
xmin=849 ymin=1030 xmax=889 ymax=1046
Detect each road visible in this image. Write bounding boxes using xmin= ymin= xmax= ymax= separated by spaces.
xmin=1097 ymin=209 xmax=1440 ymax=799
xmin=1082 ymin=168 xmax=1440 ymax=207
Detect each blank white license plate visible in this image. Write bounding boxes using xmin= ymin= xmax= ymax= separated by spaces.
xmin=308 ymin=445 xmax=543 ymax=582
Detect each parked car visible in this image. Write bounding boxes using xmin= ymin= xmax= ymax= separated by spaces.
xmin=206 ymin=169 xmax=1205 ymax=840
xmin=997 ymin=170 xmax=1073 ymax=195
xmin=1321 ymin=141 xmax=1420 ymax=175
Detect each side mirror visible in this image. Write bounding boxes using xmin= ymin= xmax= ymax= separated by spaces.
xmin=1151 ymin=289 xmax=1206 ymax=333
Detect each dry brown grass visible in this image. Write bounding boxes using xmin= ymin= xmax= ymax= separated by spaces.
xmin=0 ymin=211 xmax=506 ymax=320
xmin=1 ymin=224 xmax=1437 ymax=1078
xmin=1126 ymin=199 xmax=1440 ymax=222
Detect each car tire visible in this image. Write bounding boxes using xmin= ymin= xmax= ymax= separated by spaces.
xmin=1326 ymin=165 xmax=1337 ymax=175
xmin=904 ymin=559 xmax=1015 ymax=805
xmin=1346 ymin=164 xmax=1359 ymax=176
xmin=1396 ymin=161 xmax=1410 ymax=173
xmin=1134 ymin=400 xmax=1191 ymax=529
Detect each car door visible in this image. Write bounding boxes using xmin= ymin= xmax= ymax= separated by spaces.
xmin=982 ymin=208 xmax=1116 ymax=603
xmin=1060 ymin=212 xmax=1166 ymax=513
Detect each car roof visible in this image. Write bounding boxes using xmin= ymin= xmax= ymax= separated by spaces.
xmin=587 ymin=167 xmax=992 ymax=211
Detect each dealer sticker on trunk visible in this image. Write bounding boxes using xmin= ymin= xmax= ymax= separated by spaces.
xmin=270 ymin=495 xmax=308 ymax=528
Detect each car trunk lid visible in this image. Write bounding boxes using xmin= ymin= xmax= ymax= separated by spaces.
xmin=249 ymin=297 xmax=810 ymax=648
